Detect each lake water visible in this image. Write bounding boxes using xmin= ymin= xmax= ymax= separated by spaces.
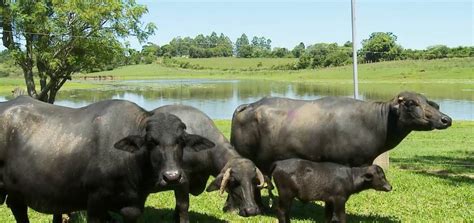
xmin=1 ymin=79 xmax=473 ymax=120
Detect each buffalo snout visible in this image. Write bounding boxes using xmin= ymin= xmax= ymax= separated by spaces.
xmin=382 ymin=183 xmax=392 ymax=192
xmin=163 ymin=170 xmax=182 ymax=182
xmin=160 ymin=170 xmax=185 ymax=186
xmin=431 ymin=113 xmax=452 ymax=130
xmin=239 ymin=206 xmax=261 ymax=217
xmin=440 ymin=115 xmax=452 ymax=127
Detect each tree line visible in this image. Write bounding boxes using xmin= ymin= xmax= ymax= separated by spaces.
xmin=128 ymin=32 xmax=473 ymax=69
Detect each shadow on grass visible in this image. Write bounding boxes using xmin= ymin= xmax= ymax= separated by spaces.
xmin=392 ymin=151 xmax=474 ymax=185
xmin=260 ymin=196 xmax=400 ymax=223
xmin=138 ymin=207 xmax=226 ymax=223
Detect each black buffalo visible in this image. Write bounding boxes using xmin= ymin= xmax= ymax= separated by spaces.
xmin=153 ymin=105 xmax=266 ymax=220
xmin=231 ymin=91 xmax=452 ymax=172
xmin=270 ymin=159 xmax=391 ymax=223
xmin=0 ymin=96 xmax=214 ymax=223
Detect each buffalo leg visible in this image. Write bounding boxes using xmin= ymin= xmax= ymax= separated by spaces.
xmin=52 ymin=214 xmax=62 ymax=223
xmin=6 ymin=196 xmax=29 ymax=223
xmin=324 ymin=201 xmax=334 ymax=223
xmin=332 ymin=197 xmax=347 ymax=223
xmin=276 ymin=192 xmax=293 ymax=223
xmin=86 ymin=195 xmax=109 ymax=223
xmin=120 ymin=207 xmax=142 ymax=223
xmin=174 ymin=187 xmax=190 ymax=223
xmin=254 ymin=188 xmax=268 ymax=213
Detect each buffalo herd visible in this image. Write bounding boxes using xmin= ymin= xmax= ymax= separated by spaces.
xmin=0 ymin=91 xmax=451 ymax=223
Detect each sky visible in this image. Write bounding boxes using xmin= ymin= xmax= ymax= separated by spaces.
xmin=132 ymin=0 xmax=473 ymax=50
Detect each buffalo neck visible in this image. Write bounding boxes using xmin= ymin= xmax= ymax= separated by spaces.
xmin=383 ymin=101 xmax=412 ymax=153
xmin=125 ymin=149 xmax=153 ymax=192
xmin=210 ymin=144 xmax=241 ymax=176
xmin=350 ymin=167 xmax=371 ymax=194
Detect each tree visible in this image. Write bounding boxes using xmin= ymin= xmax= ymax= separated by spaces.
xmin=271 ymin=47 xmax=290 ymax=58
xmin=360 ymin=32 xmax=403 ymax=62
xmin=235 ymin=34 xmax=252 ymax=58
xmin=0 ymin=1 xmax=155 ymax=103
xmin=292 ymin=42 xmax=305 ymax=58
xmin=425 ymin=45 xmax=449 ymax=59
xmin=141 ymin=43 xmax=160 ymax=64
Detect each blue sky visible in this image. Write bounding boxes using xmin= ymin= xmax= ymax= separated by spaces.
xmin=133 ymin=0 xmax=473 ymax=50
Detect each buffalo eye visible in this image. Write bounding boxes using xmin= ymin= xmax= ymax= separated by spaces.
xmin=404 ymin=100 xmax=418 ymax=107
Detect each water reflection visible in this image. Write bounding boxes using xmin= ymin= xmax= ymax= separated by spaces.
xmin=0 ymin=80 xmax=472 ymax=120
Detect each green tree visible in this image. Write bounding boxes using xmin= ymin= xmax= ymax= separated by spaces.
xmin=425 ymin=45 xmax=449 ymax=59
xmin=292 ymin=42 xmax=305 ymax=58
xmin=216 ymin=33 xmax=233 ymax=57
xmin=0 ymin=0 xmax=155 ymax=103
xmin=360 ymin=32 xmax=403 ymax=62
xmin=141 ymin=43 xmax=160 ymax=64
xmin=235 ymin=34 xmax=252 ymax=58
xmin=271 ymin=47 xmax=290 ymax=58
xmin=307 ymin=43 xmax=338 ymax=67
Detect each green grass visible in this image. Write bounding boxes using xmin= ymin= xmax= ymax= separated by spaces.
xmin=86 ymin=57 xmax=473 ymax=81
xmin=173 ymin=57 xmax=298 ymax=70
xmin=0 ymin=121 xmax=472 ymax=222
xmin=1 ymin=58 xmax=473 ymax=99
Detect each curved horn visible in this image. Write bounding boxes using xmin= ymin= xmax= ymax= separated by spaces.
xmin=256 ymin=167 xmax=265 ymax=188
xmin=219 ymin=168 xmax=232 ymax=195
xmin=398 ymin=96 xmax=404 ymax=103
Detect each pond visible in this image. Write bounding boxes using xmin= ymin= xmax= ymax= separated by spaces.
xmin=1 ymin=79 xmax=473 ymax=120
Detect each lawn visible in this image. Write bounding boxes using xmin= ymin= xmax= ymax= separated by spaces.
xmin=0 ymin=120 xmax=472 ymax=222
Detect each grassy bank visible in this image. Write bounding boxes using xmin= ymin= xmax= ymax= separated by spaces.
xmin=0 ymin=120 xmax=472 ymax=222
xmin=172 ymin=57 xmax=298 ymax=70
xmin=1 ymin=58 xmax=472 ymax=100
xmin=83 ymin=57 xmax=473 ymax=82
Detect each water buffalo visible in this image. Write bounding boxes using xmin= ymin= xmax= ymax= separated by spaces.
xmin=0 ymin=96 xmax=214 ymax=223
xmin=231 ymin=91 xmax=451 ymax=172
xmin=270 ymin=159 xmax=391 ymax=223
xmin=153 ymin=105 xmax=266 ymax=220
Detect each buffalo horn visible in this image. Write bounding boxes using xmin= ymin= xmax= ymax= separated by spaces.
xmin=256 ymin=167 xmax=265 ymax=188
xmin=219 ymin=168 xmax=232 ymax=195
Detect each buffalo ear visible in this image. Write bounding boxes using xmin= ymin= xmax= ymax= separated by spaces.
xmin=114 ymin=135 xmax=145 ymax=153
xmin=206 ymin=174 xmax=223 ymax=192
xmin=427 ymin=100 xmax=440 ymax=110
xmin=363 ymin=173 xmax=374 ymax=182
xmin=184 ymin=134 xmax=215 ymax=151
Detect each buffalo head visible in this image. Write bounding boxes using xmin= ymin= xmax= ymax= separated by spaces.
xmin=114 ymin=112 xmax=215 ymax=188
xmin=206 ymin=158 xmax=266 ymax=217
xmin=391 ymin=91 xmax=452 ymax=131
xmin=360 ymin=165 xmax=392 ymax=192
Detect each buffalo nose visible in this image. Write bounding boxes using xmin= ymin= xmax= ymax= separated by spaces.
xmin=239 ymin=207 xmax=260 ymax=217
xmin=383 ymin=184 xmax=392 ymax=192
xmin=441 ymin=116 xmax=452 ymax=126
xmin=163 ymin=170 xmax=181 ymax=182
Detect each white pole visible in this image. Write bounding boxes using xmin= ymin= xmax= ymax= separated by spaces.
xmin=351 ymin=0 xmax=388 ymax=169
xmin=351 ymin=0 xmax=359 ymax=100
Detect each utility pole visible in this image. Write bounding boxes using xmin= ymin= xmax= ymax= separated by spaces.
xmin=351 ymin=0 xmax=359 ymax=100
xmin=351 ymin=0 xmax=389 ymax=169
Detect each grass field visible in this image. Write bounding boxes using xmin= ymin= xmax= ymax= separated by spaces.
xmin=172 ymin=57 xmax=298 ymax=70
xmin=1 ymin=58 xmax=472 ymax=98
xmin=0 ymin=120 xmax=472 ymax=222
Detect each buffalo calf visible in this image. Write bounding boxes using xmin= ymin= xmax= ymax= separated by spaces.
xmin=270 ymin=159 xmax=392 ymax=223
